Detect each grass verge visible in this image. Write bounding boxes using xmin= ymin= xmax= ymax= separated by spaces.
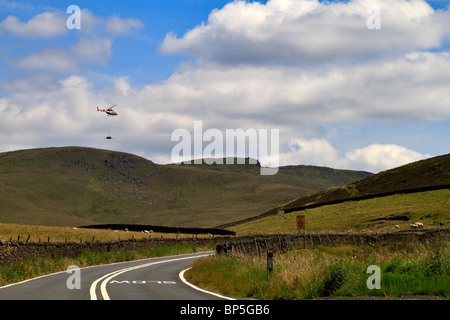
xmin=0 ymin=244 xmax=212 ymax=286
xmin=186 ymin=240 xmax=449 ymax=300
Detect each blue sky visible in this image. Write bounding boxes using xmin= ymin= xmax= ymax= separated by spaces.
xmin=1 ymin=0 xmax=449 ymax=173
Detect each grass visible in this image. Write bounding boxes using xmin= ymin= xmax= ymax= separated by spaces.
xmin=0 ymin=146 xmax=370 ymax=228
xmin=230 ymin=189 xmax=450 ymax=234
xmin=186 ymin=240 xmax=450 ymax=300
xmin=0 ymin=222 xmax=216 ymax=243
xmin=281 ymin=153 xmax=450 ymax=212
xmin=0 ymin=244 xmax=212 ymax=286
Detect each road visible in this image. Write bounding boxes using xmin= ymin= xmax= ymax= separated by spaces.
xmin=0 ymin=251 xmax=234 ymax=300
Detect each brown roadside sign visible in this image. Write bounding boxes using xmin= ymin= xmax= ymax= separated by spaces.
xmin=296 ymin=215 xmax=305 ymax=230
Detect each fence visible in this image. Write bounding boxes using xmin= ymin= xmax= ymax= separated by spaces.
xmin=216 ymin=228 xmax=450 ymax=256
xmin=1 ymin=228 xmax=448 ymax=266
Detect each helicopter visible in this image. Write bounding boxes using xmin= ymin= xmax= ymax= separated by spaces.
xmin=97 ymin=105 xmax=118 ymax=139
xmin=97 ymin=105 xmax=118 ymax=116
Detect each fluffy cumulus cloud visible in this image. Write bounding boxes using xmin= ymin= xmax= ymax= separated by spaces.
xmin=106 ymin=16 xmax=144 ymax=35
xmin=158 ymin=52 xmax=450 ymax=123
xmin=160 ymin=0 xmax=450 ymax=64
xmin=280 ymin=139 xmax=430 ymax=173
xmin=71 ymin=37 xmax=113 ymax=64
xmin=14 ymin=48 xmax=77 ymax=73
xmin=0 ymin=11 xmax=67 ymax=38
xmin=1 ymin=0 xmax=449 ymax=173
xmin=1 ymin=8 xmax=144 ymax=72
xmin=345 ymin=143 xmax=430 ymax=172
xmin=0 ymin=52 xmax=442 ymax=172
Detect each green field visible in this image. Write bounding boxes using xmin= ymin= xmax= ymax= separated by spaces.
xmin=230 ymin=189 xmax=450 ymax=235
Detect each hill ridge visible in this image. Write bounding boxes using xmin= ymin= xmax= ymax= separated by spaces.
xmin=218 ymin=153 xmax=450 ymax=228
xmin=0 ymin=146 xmax=370 ymax=228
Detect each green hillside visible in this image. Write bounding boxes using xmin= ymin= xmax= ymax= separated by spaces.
xmin=227 ymin=153 xmax=450 ymax=234
xmin=282 ymin=153 xmax=450 ymax=212
xmin=230 ymin=189 xmax=450 ymax=234
xmin=0 ymin=147 xmax=369 ymax=228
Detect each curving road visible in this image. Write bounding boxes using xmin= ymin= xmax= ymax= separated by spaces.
xmin=0 ymin=251 xmax=234 ymax=300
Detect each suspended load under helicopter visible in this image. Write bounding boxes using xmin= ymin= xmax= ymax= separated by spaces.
xmin=97 ymin=105 xmax=118 ymax=139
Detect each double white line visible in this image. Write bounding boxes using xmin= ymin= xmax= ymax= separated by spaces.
xmin=89 ymin=253 xmax=211 ymax=300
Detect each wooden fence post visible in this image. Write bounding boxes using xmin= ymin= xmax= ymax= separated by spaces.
xmin=267 ymin=252 xmax=273 ymax=280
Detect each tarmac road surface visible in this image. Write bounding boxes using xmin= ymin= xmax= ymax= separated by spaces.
xmin=0 ymin=251 xmax=233 ymax=300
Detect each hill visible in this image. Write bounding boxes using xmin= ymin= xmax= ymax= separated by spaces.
xmin=281 ymin=152 xmax=450 ymax=212
xmin=225 ymin=153 xmax=450 ymax=232
xmin=229 ymin=189 xmax=450 ymax=234
xmin=0 ymin=147 xmax=370 ymax=228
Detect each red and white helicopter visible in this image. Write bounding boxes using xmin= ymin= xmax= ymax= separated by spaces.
xmin=97 ymin=105 xmax=118 ymax=116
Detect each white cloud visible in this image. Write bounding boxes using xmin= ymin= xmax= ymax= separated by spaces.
xmin=160 ymin=0 xmax=450 ymax=65
xmin=114 ymin=77 xmax=132 ymax=96
xmin=345 ymin=143 xmax=431 ymax=172
xmin=15 ymin=48 xmax=77 ymax=73
xmin=280 ymin=139 xmax=430 ymax=172
xmin=1 ymin=1 xmax=447 ymax=173
xmin=281 ymin=138 xmax=341 ymax=167
xmin=134 ymin=51 xmax=450 ymax=124
xmin=1 ymin=9 xmax=144 ymax=71
xmin=0 ymin=70 xmax=440 ymax=172
xmin=71 ymin=37 xmax=113 ymax=64
xmin=105 ymin=16 xmax=144 ymax=35
xmin=0 ymin=11 xmax=67 ymax=38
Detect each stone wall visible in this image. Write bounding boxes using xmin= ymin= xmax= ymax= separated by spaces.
xmin=0 ymin=237 xmax=220 ymax=267
xmin=216 ymin=228 xmax=450 ymax=256
xmin=1 ymin=229 xmax=448 ymax=266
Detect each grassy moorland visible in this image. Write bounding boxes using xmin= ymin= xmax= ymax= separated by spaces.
xmin=0 ymin=146 xmax=370 ymax=228
xmin=228 ymin=153 xmax=449 ymax=235
xmin=281 ymin=153 xmax=450 ymax=212
xmin=230 ymin=189 xmax=449 ymax=235
xmin=0 ymin=222 xmax=217 ymax=243
xmin=188 ymin=154 xmax=450 ymax=300
xmin=186 ymin=240 xmax=449 ymax=300
xmin=221 ymin=153 xmax=449 ymax=229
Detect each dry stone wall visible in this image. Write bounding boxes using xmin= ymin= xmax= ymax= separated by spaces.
xmin=0 ymin=237 xmax=220 ymax=267
xmin=216 ymin=229 xmax=450 ymax=256
xmin=1 ymin=229 xmax=448 ymax=266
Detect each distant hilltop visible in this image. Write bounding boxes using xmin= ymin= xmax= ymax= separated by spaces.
xmin=0 ymin=146 xmax=370 ymax=228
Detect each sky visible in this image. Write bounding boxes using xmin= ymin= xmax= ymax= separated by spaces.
xmin=0 ymin=0 xmax=449 ymax=173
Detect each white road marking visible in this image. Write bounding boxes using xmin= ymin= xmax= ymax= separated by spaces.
xmin=179 ymin=267 xmax=236 ymax=300
xmin=90 ymin=253 xmax=211 ymax=300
